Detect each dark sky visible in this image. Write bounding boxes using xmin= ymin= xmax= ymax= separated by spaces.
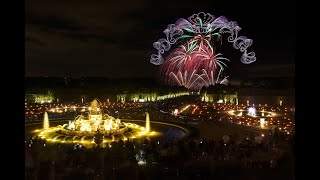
xmin=25 ymin=0 xmax=294 ymax=81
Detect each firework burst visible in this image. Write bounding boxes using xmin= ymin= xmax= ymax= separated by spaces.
xmin=151 ymin=12 xmax=256 ymax=89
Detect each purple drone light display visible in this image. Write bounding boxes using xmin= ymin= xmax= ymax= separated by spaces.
xmin=150 ymin=12 xmax=256 ymax=89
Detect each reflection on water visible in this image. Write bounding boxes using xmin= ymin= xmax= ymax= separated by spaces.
xmin=127 ymin=121 xmax=186 ymax=141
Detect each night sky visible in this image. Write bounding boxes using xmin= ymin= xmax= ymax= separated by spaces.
xmin=25 ymin=0 xmax=294 ymax=82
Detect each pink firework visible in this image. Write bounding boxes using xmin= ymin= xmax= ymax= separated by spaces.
xmin=160 ymin=36 xmax=229 ymax=89
xmin=160 ymin=39 xmax=199 ymax=77
xmin=151 ymin=13 xmax=257 ymax=89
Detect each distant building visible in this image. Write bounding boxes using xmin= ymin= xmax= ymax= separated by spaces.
xmin=201 ymin=85 xmax=238 ymax=104
xmin=116 ymin=92 xmax=189 ymax=102
xmin=25 ymin=91 xmax=54 ymax=104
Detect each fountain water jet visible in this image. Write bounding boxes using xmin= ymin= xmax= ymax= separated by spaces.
xmin=81 ymin=136 xmax=87 ymax=142
xmin=73 ymin=136 xmax=80 ymax=140
xmin=43 ymin=112 xmax=49 ymax=129
xmin=53 ymin=135 xmax=63 ymax=141
xmin=145 ymin=112 xmax=150 ymax=132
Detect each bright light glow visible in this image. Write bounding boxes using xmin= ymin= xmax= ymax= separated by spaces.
xmin=138 ymin=160 xmax=146 ymax=166
xmin=217 ymin=99 xmax=224 ymax=103
xmin=248 ymin=107 xmax=256 ymax=116
xmin=173 ymin=109 xmax=179 ymax=116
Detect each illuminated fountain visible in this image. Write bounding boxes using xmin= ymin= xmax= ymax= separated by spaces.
xmin=145 ymin=112 xmax=150 ymax=133
xmin=260 ymin=118 xmax=265 ymax=128
xmin=43 ymin=112 xmax=49 ymax=129
xmin=35 ymin=99 xmax=159 ymax=147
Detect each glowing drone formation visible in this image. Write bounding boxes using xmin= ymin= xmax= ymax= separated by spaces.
xmin=150 ymin=12 xmax=256 ymax=89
